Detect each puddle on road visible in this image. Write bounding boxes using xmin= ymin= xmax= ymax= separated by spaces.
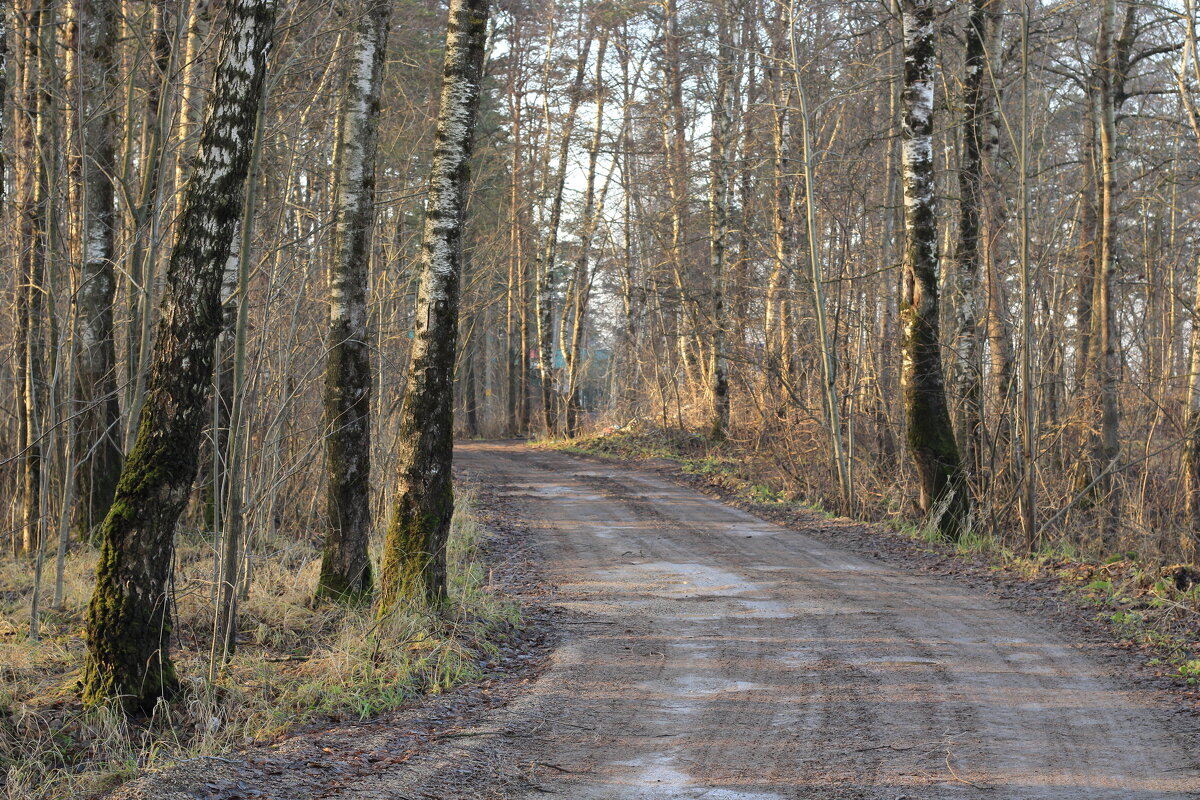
xmin=728 ymin=523 xmax=780 ymax=538
xmin=674 ymin=676 xmax=766 ymax=695
xmin=607 ymin=755 xmax=783 ymax=800
xmin=501 ymin=483 xmax=606 ymax=501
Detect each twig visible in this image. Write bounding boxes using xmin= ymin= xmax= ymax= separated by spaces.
xmin=942 ymin=732 xmax=990 ymax=790
xmin=534 ymin=761 xmax=588 ymax=774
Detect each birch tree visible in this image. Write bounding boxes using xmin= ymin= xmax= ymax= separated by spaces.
xmin=378 ymin=0 xmax=490 ymax=610
xmin=950 ymin=0 xmax=1002 ymax=485
xmin=83 ymin=0 xmax=278 ymax=711
xmin=317 ymin=0 xmax=390 ymax=603
xmin=72 ymin=0 xmax=124 ymax=541
xmin=898 ymin=0 xmax=969 ymax=538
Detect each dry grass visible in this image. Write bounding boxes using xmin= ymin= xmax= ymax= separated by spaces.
xmin=0 ymin=487 xmax=518 ymax=799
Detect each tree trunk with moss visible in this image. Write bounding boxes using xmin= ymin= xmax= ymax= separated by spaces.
xmin=377 ymin=0 xmax=489 ymax=611
xmin=72 ymin=0 xmax=124 ymax=541
xmin=898 ymin=0 xmax=969 ymax=539
xmin=317 ymin=0 xmax=390 ymax=603
xmin=83 ymin=0 xmax=277 ymax=712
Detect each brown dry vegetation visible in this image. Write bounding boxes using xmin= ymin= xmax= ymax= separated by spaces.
xmin=0 ymin=490 xmax=517 ymax=800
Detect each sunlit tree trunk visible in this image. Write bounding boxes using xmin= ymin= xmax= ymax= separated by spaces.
xmin=16 ymin=0 xmax=51 ymax=557
xmin=377 ymin=0 xmax=490 ymax=610
xmin=317 ymin=0 xmax=390 ymax=603
xmin=898 ymin=0 xmax=969 ymax=538
xmin=1177 ymin=0 xmax=1200 ymax=551
xmin=1089 ymin=0 xmax=1120 ymax=542
xmin=175 ymin=0 xmax=216 ymax=202
xmin=83 ymin=0 xmax=278 ymax=711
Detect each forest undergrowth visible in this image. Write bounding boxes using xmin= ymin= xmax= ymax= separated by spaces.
xmin=0 ymin=487 xmax=519 ymax=800
xmin=553 ymin=423 xmax=1200 ymax=691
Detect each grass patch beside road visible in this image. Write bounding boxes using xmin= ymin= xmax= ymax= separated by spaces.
xmin=1 ymin=487 xmax=518 ymax=800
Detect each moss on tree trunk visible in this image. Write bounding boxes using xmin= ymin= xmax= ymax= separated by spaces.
xmin=378 ymin=0 xmax=490 ymax=612
xmin=83 ymin=0 xmax=277 ymax=712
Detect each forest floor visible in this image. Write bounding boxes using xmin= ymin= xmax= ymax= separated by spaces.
xmin=2 ymin=487 xmax=526 ymax=800
xmin=109 ymin=440 xmax=1200 ymax=799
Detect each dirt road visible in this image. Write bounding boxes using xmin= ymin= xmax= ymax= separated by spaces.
xmin=449 ymin=441 xmax=1200 ymax=799
xmin=117 ymin=441 xmax=1200 ymax=800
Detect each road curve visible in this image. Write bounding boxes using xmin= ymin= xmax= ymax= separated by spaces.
xmin=455 ymin=441 xmax=1200 ymax=800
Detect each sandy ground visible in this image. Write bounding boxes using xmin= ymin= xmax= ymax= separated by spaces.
xmin=116 ymin=441 xmax=1200 ymax=799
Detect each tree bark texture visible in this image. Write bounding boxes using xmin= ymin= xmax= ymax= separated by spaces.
xmin=83 ymin=0 xmax=277 ymax=712
xmin=898 ymin=0 xmax=969 ymax=539
xmin=378 ymin=0 xmax=489 ymax=610
xmin=318 ymin=0 xmax=390 ymax=603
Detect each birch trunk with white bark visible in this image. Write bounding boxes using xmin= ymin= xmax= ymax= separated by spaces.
xmin=378 ymin=0 xmax=490 ymax=610
xmin=83 ymin=0 xmax=278 ymax=711
xmin=318 ymin=0 xmax=390 ymax=603
xmin=898 ymin=0 xmax=969 ymax=539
